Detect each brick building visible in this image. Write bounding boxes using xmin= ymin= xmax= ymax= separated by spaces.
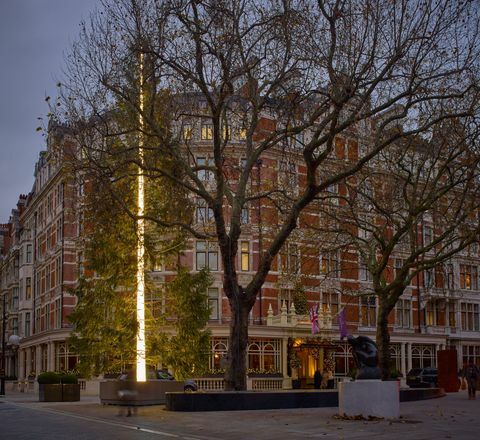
xmin=1 ymin=111 xmax=479 ymax=389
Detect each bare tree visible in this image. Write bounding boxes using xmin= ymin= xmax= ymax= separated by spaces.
xmin=320 ymin=118 xmax=480 ymax=379
xmin=56 ymin=0 xmax=480 ymax=389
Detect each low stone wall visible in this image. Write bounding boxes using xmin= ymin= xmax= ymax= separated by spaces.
xmin=165 ymin=387 xmax=445 ymax=412
xmin=100 ymin=380 xmax=184 ymax=406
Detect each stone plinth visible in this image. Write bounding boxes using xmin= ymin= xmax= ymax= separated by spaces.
xmin=338 ymin=380 xmax=399 ymax=419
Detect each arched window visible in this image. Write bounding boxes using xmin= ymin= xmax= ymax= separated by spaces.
xmin=248 ymin=343 xmax=261 ymax=371
xmin=263 ymin=344 xmax=275 ymax=372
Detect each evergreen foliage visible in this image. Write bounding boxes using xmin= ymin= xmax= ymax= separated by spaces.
xmin=159 ymin=268 xmax=212 ymax=380
xmin=292 ymin=281 xmax=308 ymax=315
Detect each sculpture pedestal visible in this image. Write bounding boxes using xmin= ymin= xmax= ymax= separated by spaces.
xmin=338 ymin=380 xmax=399 ymax=419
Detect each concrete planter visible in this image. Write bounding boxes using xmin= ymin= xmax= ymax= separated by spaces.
xmin=339 ymin=380 xmax=400 ymax=419
xmin=100 ymin=379 xmax=184 ymax=406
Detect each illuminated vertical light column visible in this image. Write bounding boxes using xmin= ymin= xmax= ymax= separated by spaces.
xmin=136 ymin=52 xmax=146 ymax=382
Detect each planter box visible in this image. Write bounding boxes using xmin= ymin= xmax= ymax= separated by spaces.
xmin=38 ymin=383 xmax=81 ymax=402
xmin=39 ymin=384 xmax=63 ymax=402
xmin=62 ymin=384 xmax=81 ymax=401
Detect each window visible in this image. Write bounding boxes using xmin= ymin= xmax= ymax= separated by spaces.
xmin=13 ymin=287 xmax=19 ymax=309
xmin=448 ymin=301 xmax=456 ymax=328
xmin=460 ymin=264 xmax=478 ymax=290
xmin=50 ymin=261 xmax=56 ymax=289
xmin=196 ymin=199 xmax=214 ymax=223
xmin=326 ymin=183 xmax=339 ymax=205
xmin=12 ymin=317 xmax=18 ymax=336
xmin=462 ymin=345 xmax=480 ymax=367
xmin=208 ymin=287 xmax=219 ymax=320
xmin=396 ymin=299 xmax=411 ymax=328
xmin=182 ymin=124 xmax=192 ymax=140
xmin=240 ymin=241 xmax=250 ymax=271
xmin=461 ymin=303 xmax=480 ymax=331
xmin=360 ymin=296 xmax=376 ymax=327
xmin=394 ymin=258 xmax=404 ymax=280
xmin=322 ymin=292 xmax=339 ymax=324
xmin=279 ymin=161 xmax=298 ymax=189
xmin=278 ymin=289 xmax=293 ymax=312
xmin=280 ymin=243 xmax=299 ymax=274
xmin=411 ymin=344 xmax=436 ymax=368
xmin=56 ymin=218 xmax=63 ymax=242
xmin=423 ymin=226 xmax=433 ymax=246
xmin=26 ymin=244 xmax=32 ymax=263
xmin=293 ymin=132 xmax=304 ymax=149
xmin=55 ymin=298 xmax=62 ymax=329
xmin=25 ymin=312 xmax=31 ymax=337
xmin=241 ymin=206 xmax=249 ymax=225
xmin=238 ymin=128 xmax=247 ymax=140
xmin=360 ymin=179 xmax=373 ymax=206
xmin=321 ymin=252 xmax=339 ymax=278
xmin=45 ymin=304 xmax=50 ymax=331
xmin=221 ymin=125 xmax=230 ymax=141
xmin=152 ymin=259 xmax=163 ymax=272
xmin=25 ymin=277 xmax=32 ymax=300
xmin=78 ymin=179 xmax=85 ymax=197
xmin=46 ymin=270 xmax=51 ymax=293
xmin=195 ymin=241 xmax=218 ymax=271
xmin=425 ymin=300 xmax=439 ymax=326
xmin=424 ymin=269 xmax=434 ymax=289
xmin=55 ymin=256 xmax=61 ymax=287
xmin=359 ymin=257 xmax=372 ymax=282
xmin=56 ymin=183 xmax=63 ymax=207
xmin=358 ymin=213 xmax=371 ymax=239
xmin=446 ymin=264 xmax=454 ymax=289
xmin=196 ymin=157 xmax=213 ymax=181
xmin=78 ymin=252 xmax=84 ymax=277
xmin=247 ymin=339 xmax=281 ymax=373
xmin=201 ymin=123 xmax=213 ymax=140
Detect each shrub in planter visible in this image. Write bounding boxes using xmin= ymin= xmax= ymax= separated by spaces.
xmin=60 ymin=373 xmax=78 ymax=384
xmin=37 ymin=372 xmax=80 ymax=402
xmin=37 ymin=371 xmax=61 ymax=384
xmin=60 ymin=373 xmax=80 ymax=401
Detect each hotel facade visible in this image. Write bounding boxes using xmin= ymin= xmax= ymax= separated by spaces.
xmin=1 ymin=114 xmax=480 ymax=390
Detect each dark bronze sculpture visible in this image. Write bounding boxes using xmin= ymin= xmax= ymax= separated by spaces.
xmin=347 ymin=335 xmax=381 ymax=380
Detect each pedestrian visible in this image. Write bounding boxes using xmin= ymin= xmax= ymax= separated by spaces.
xmin=118 ymin=370 xmax=138 ymax=416
xmin=463 ymin=360 xmax=480 ymax=400
xmin=314 ymin=370 xmax=322 ymax=389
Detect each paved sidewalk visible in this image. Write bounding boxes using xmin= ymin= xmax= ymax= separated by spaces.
xmin=1 ymin=389 xmax=479 ymax=439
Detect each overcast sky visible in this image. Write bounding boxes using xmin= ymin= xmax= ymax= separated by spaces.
xmin=0 ymin=0 xmax=99 ymax=222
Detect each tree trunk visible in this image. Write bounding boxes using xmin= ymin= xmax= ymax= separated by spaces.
xmin=376 ymin=299 xmax=391 ymax=381
xmin=225 ymin=288 xmax=252 ymax=391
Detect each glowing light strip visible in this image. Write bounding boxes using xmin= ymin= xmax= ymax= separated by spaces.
xmin=136 ymin=52 xmax=146 ymax=382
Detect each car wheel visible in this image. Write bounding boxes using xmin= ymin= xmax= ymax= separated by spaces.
xmin=184 ymin=385 xmax=195 ymax=392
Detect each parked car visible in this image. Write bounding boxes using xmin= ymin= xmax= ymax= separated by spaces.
xmin=118 ymin=370 xmax=198 ymax=392
xmin=154 ymin=370 xmax=198 ymax=392
xmin=406 ymin=367 xmax=438 ymax=388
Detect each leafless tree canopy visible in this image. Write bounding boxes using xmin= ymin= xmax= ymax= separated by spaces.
xmin=56 ymin=0 xmax=480 ymax=389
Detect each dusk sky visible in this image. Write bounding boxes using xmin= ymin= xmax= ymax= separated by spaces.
xmin=0 ymin=0 xmax=99 ymax=221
